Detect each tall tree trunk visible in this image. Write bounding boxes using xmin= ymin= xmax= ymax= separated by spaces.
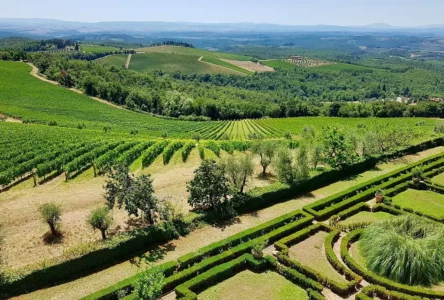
xmin=262 ymin=165 xmax=267 ymax=177
xmin=100 ymin=229 xmax=107 ymax=240
xmin=240 ymin=175 xmax=247 ymax=194
xmin=49 ymin=222 xmax=57 ymax=236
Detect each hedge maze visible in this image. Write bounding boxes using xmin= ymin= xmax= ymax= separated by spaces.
xmin=73 ymin=146 xmax=444 ymax=300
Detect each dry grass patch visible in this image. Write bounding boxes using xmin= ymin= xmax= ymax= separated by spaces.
xmin=219 ymin=59 xmax=274 ymax=73
xmin=288 ymin=231 xmax=348 ymax=284
xmin=198 ymin=270 xmax=308 ymax=300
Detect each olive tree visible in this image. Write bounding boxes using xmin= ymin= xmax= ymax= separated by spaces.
xmin=222 ymin=154 xmax=254 ymax=194
xmin=275 ymin=145 xmax=310 ymax=185
xmin=251 ymin=141 xmax=277 ymax=177
xmin=88 ymin=206 xmax=113 ymax=240
xmin=38 ymin=202 xmax=61 ymax=236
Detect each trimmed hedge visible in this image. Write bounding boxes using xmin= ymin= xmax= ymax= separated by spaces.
xmin=141 ymin=140 xmax=169 ymax=168
xmin=174 ymin=254 xmax=269 ymax=299
xmin=83 ymin=210 xmax=313 ymax=300
xmin=341 ymin=230 xmax=444 ymax=299
xmin=304 ymin=152 xmax=444 ymax=220
xmin=275 ymin=223 xmax=361 ymax=296
xmin=181 ymin=142 xmax=195 ymax=162
xmin=204 ymin=141 xmax=220 ymax=157
xmin=162 ymin=141 xmax=185 ymax=165
xmin=356 ymin=285 xmax=423 ymax=300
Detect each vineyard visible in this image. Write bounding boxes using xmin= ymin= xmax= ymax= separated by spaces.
xmin=99 ymin=45 xmax=256 ymax=75
xmin=194 ymin=119 xmax=282 ymax=140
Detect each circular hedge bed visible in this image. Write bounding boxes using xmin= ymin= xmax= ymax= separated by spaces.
xmin=359 ymin=215 xmax=444 ymax=286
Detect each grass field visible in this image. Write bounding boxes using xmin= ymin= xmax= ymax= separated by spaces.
xmin=261 ymin=59 xmax=296 ymax=70
xmin=392 ymin=189 xmax=444 ymax=220
xmin=110 ymin=45 xmax=257 ymax=75
xmin=96 ymin=54 xmax=127 ymax=68
xmin=125 ymin=53 xmax=241 ymax=75
xmin=135 ymin=45 xmax=252 ymax=61
xmin=338 ymin=211 xmax=394 ymax=226
xmin=431 ymin=172 xmax=444 ymax=186
xmin=0 ymin=61 xmax=213 ymax=136
xmin=201 ymin=56 xmax=253 ymax=75
xmin=198 ymin=270 xmax=308 ymax=300
xmin=289 ymin=231 xmax=348 ymax=285
xmin=81 ymin=45 xmax=119 ymax=53
xmin=312 ymin=63 xmax=376 ymax=72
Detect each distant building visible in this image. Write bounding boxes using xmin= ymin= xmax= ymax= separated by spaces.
xmin=289 ymin=55 xmax=303 ymax=60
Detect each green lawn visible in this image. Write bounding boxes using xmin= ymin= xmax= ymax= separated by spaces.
xmin=431 ymin=172 xmax=444 ymax=186
xmin=261 ymin=60 xmax=296 ymax=70
xmin=392 ymin=189 xmax=444 ymax=220
xmin=198 ymin=270 xmax=308 ymax=300
xmin=81 ymin=45 xmax=119 ymax=53
xmin=289 ymin=231 xmax=348 ymax=285
xmin=338 ymin=211 xmax=394 ymax=226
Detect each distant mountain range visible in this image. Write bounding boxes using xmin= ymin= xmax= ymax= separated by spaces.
xmin=0 ymin=18 xmax=443 ymax=37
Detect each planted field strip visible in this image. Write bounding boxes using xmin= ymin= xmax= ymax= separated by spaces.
xmin=247 ymin=119 xmax=273 ymax=137
xmin=212 ymin=121 xmax=233 ymax=140
xmin=162 ymin=141 xmax=185 ymax=165
xmin=65 ymin=141 xmax=123 ymax=179
xmin=141 ymin=140 xmax=170 ymax=168
xmin=201 ymin=56 xmax=253 ymax=75
xmin=116 ymin=141 xmax=155 ymax=167
xmin=95 ymin=141 xmax=139 ymax=173
xmin=255 ymin=119 xmax=284 ymax=135
xmin=200 ymin=121 xmax=228 ymax=139
xmin=36 ymin=141 xmax=104 ymax=178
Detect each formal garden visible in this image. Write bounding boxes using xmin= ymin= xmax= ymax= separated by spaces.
xmin=43 ymin=142 xmax=443 ymax=300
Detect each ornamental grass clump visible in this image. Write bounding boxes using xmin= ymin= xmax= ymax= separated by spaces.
xmin=360 ymin=215 xmax=444 ymax=286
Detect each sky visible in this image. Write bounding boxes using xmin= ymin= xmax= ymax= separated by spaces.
xmin=1 ymin=0 xmax=443 ymax=27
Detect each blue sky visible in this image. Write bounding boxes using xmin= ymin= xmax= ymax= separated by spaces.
xmin=1 ymin=0 xmax=443 ymax=26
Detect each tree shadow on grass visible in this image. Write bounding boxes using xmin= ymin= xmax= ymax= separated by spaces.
xmin=212 ymin=216 xmax=241 ymax=231
xmin=130 ymin=242 xmax=176 ymax=267
xmin=42 ymin=231 xmax=64 ymax=245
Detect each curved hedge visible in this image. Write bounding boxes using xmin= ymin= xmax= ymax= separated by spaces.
xmin=341 ymin=230 xmax=444 ymax=299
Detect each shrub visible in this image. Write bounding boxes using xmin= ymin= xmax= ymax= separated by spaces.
xmin=181 ymin=142 xmax=195 ymax=162
xmin=162 ymin=141 xmax=185 ymax=165
xmin=38 ymin=202 xmax=62 ymax=236
xmin=360 ymin=215 xmax=444 ymax=286
xmin=87 ymin=206 xmax=113 ymax=240
xmin=134 ymin=266 xmax=164 ymax=300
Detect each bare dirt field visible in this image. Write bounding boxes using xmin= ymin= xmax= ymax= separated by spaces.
xmin=220 ymin=59 xmax=275 ymax=73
